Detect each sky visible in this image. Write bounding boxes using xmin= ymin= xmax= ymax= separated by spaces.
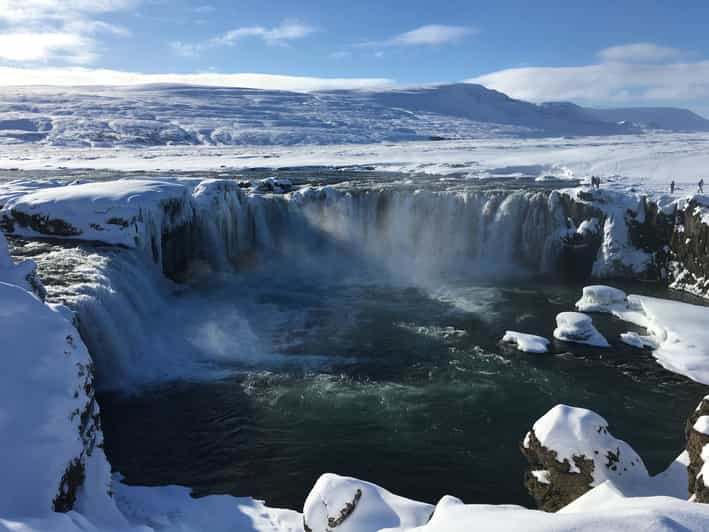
xmin=1 ymin=0 xmax=709 ymax=116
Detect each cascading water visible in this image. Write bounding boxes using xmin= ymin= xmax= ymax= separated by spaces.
xmin=10 ymin=184 xmax=572 ymax=389
xmin=182 ymin=186 xmax=571 ymax=281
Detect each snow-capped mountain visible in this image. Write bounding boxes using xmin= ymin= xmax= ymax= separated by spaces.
xmin=0 ymin=82 xmax=705 ymax=148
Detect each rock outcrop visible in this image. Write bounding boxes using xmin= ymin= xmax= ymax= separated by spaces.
xmin=522 ymin=405 xmax=649 ymax=512
xmin=671 ymin=198 xmax=709 ymax=298
xmin=686 ymin=396 xmax=709 ymax=503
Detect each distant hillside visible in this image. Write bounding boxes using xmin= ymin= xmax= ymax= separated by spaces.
xmin=581 ymin=107 xmax=709 ymax=132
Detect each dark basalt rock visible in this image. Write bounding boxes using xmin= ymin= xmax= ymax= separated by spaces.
xmin=671 ymin=200 xmax=709 ymax=297
xmin=10 ymin=210 xmax=81 ymax=237
xmin=521 ymin=429 xmax=596 ymax=512
xmin=686 ymin=396 xmax=709 ymax=503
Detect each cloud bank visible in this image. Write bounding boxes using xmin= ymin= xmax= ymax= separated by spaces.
xmin=469 ymin=43 xmax=709 ymax=111
xmin=0 ymin=66 xmax=394 ymax=92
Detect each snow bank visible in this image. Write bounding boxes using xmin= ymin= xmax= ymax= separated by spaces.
xmin=639 ymin=296 xmax=709 ymax=385
xmin=0 ymin=260 xmax=106 ymax=517
xmin=303 ymin=474 xmax=433 ymax=532
xmin=412 ymin=494 xmax=709 ymax=532
xmin=501 ymin=330 xmax=550 ymax=353
xmin=577 ymin=285 xmax=709 ymax=385
xmin=553 ymin=312 xmax=609 ymax=347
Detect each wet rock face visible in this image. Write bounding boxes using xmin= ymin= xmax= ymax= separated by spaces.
xmin=686 ymin=396 xmax=709 ymax=503
xmin=521 ymin=405 xmax=649 ymax=512
xmin=671 ymin=200 xmax=709 ymax=298
xmin=521 ymin=429 xmax=596 ymax=512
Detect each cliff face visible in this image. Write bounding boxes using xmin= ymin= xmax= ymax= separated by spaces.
xmin=671 ymin=199 xmax=709 ymax=298
xmin=558 ymin=189 xmax=709 ymax=299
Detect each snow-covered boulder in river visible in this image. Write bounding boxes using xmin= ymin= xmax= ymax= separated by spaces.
xmin=521 ymin=405 xmax=649 ymax=512
xmin=501 ymin=330 xmax=550 ymax=353
xmin=575 ymin=285 xmax=628 ymax=313
xmin=553 ymin=312 xmax=609 ymax=347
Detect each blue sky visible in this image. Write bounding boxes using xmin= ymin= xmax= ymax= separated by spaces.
xmin=1 ymin=1 xmax=709 ymax=116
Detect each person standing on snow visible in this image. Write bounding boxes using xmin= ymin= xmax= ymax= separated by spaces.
xmin=670 ymin=180 xmax=675 ymax=194
xmin=700 ymin=179 xmax=705 ymax=194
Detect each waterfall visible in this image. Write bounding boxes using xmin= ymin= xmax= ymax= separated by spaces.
xmin=10 ymin=184 xmax=571 ymax=389
xmin=185 ymin=187 xmax=570 ymax=281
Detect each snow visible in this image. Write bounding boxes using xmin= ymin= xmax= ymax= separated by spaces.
xmin=0 ymin=277 xmax=99 ymax=518
xmin=553 ymin=312 xmax=609 ymax=347
xmin=531 ymin=470 xmax=551 ymax=484
xmin=693 ymin=416 xmax=709 ymax=436
xmin=619 ymin=331 xmax=656 ymax=349
xmin=0 ymin=84 xmax=630 ymax=150
xmin=577 ymin=285 xmax=709 ymax=385
xmin=1 ymin=179 xmax=192 ymax=248
xmin=528 ymin=405 xmax=648 ymax=483
xmin=303 ymin=474 xmax=433 ymax=532
xmin=575 ymin=285 xmax=628 ymax=313
xmin=411 ymin=494 xmax=709 ymax=532
xmin=501 ymin=330 xmax=550 ymax=353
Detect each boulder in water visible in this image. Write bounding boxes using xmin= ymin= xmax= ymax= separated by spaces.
xmin=521 ymin=404 xmax=649 ymax=512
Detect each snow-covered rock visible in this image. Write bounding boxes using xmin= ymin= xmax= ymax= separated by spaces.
xmin=553 ymin=312 xmax=609 ymax=347
xmin=575 ymin=285 xmax=627 ymax=312
xmin=686 ymin=396 xmax=709 ymax=503
xmin=501 ymin=331 xmax=550 ymax=353
xmin=303 ymin=474 xmax=433 ymax=532
xmin=521 ymin=405 xmax=649 ymax=512
xmin=1 ymin=179 xmax=193 ymax=250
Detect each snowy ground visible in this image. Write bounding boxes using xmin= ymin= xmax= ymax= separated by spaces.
xmin=2 ymin=133 xmax=709 ymax=200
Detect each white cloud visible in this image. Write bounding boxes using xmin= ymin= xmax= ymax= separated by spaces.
xmin=469 ymin=60 xmax=709 ymax=106
xmin=171 ymin=20 xmax=315 ymax=57
xmin=599 ymin=42 xmax=682 ymax=63
xmin=0 ymin=0 xmax=136 ymax=23
xmin=0 ymin=66 xmax=394 ymax=92
xmin=0 ymin=32 xmax=95 ymax=63
xmin=0 ymin=0 xmax=134 ymax=64
xmin=358 ymin=24 xmax=477 ymax=48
